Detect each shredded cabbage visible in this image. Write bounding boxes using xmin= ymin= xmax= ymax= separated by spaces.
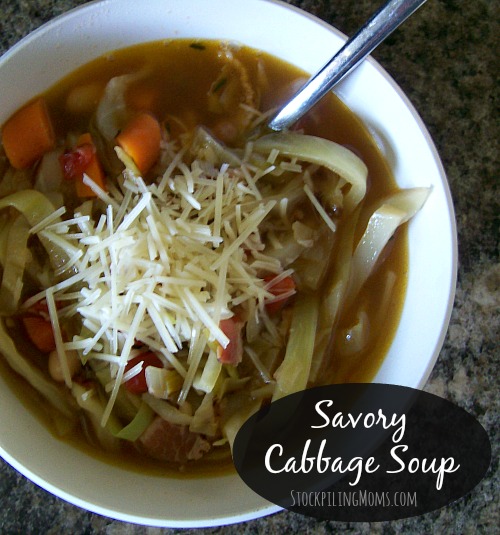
xmin=273 ymin=292 xmax=320 ymax=401
xmin=95 ymin=73 xmax=139 ymax=141
xmin=142 ymin=394 xmax=193 ymax=426
xmin=189 ymin=392 xmax=218 ymax=437
xmin=71 ymin=381 xmax=122 ymax=435
xmin=0 ymin=190 xmax=71 ymax=274
xmin=344 ymin=187 xmax=430 ymax=309
xmin=0 ymin=319 xmax=76 ymax=420
xmin=114 ymin=402 xmax=155 ymax=441
xmin=253 ymin=132 xmax=368 ymax=213
xmin=0 ymin=215 xmax=30 ymax=314
xmin=223 ymin=398 xmax=262 ymax=450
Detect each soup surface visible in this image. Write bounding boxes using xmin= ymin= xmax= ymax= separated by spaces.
xmin=0 ymin=40 xmax=426 ymax=475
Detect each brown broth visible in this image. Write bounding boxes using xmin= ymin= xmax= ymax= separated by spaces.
xmin=1 ymin=39 xmax=407 ymax=476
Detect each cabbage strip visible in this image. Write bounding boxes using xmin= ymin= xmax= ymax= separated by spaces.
xmin=114 ymin=402 xmax=155 ymax=441
xmin=0 ymin=190 xmax=56 ymax=227
xmin=272 ymin=292 xmax=319 ymax=401
xmin=0 ymin=190 xmax=71 ymax=273
xmin=0 ymin=319 xmax=76 ymax=420
xmin=253 ymin=132 xmax=368 ymax=213
xmin=343 ymin=187 xmax=430 ymax=310
xmin=95 ymin=73 xmax=140 ymax=141
xmin=0 ymin=215 xmax=30 ymax=314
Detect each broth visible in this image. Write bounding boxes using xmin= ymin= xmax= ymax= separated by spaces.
xmin=0 ymin=39 xmax=408 ymax=476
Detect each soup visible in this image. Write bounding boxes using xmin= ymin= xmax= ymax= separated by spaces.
xmin=0 ymin=40 xmax=428 ymax=474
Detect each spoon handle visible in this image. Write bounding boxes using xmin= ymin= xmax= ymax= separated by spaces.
xmin=268 ymin=0 xmax=427 ymax=131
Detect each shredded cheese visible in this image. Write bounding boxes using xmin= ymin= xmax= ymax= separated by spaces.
xmin=303 ymin=184 xmax=337 ymax=233
xmin=30 ymin=131 xmax=346 ymax=426
xmin=32 ymin=142 xmax=289 ymax=423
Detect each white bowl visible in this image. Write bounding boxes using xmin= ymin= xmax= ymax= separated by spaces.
xmin=0 ymin=0 xmax=457 ymax=527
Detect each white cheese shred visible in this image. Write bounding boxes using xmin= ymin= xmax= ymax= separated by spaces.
xmin=45 ymin=288 xmax=72 ymax=388
xmin=303 ymin=184 xmax=337 ymax=233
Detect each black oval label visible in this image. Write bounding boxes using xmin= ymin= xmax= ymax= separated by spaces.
xmin=233 ymin=383 xmax=491 ymax=521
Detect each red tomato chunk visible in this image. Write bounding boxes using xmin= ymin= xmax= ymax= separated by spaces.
xmin=124 ymin=352 xmax=163 ymax=394
xmin=59 ymin=143 xmax=94 ymax=180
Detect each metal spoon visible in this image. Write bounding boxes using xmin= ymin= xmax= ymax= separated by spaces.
xmin=268 ymin=0 xmax=428 ymax=131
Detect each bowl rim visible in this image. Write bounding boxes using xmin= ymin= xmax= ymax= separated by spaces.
xmin=0 ymin=0 xmax=457 ymax=527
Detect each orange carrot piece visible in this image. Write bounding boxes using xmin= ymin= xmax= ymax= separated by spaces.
xmin=74 ymin=133 xmax=107 ymax=197
xmin=1 ymin=97 xmax=56 ymax=169
xmin=22 ymin=315 xmax=56 ymax=353
xmin=116 ymin=112 xmax=161 ymax=175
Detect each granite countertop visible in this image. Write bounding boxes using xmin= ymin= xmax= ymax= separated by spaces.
xmin=0 ymin=0 xmax=497 ymax=533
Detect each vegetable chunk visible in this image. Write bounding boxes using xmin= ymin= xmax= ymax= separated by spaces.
xmin=124 ymin=352 xmax=163 ymax=394
xmin=217 ymin=317 xmax=244 ymax=365
xmin=2 ymin=98 xmax=56 ymax=169
xmin=22 ymin=315 xmax=56 ymax=353
xmin=116 ymin=112 xmax=161 ymax=175
xmin=59 ymin=133 xmax=107 ymax=197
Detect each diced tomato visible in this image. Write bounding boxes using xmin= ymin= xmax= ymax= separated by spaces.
xmin=263 ymin=275 xmax=296 ymax=314
xmin=22 ymin=315 xmax=56 ymax=353
xmin=26 ymin=300 xmax=50 ymax=321
xmin=217 ymin=317 xmax=244 ymax=365
xmin=124 ymin=352 xmax=163 ymax=394
xmin=74 ymin=133 xmax=107 ymax=197
xmin=58 ymin=134 xmax=106 ymax=197
xmin=59 ymin=143 xmax=94 ymax=180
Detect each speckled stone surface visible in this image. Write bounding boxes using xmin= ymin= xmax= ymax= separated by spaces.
xmin=0 ymin=0 xmax=498 ymax=533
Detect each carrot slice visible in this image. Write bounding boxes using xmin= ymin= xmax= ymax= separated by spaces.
xmin=74 ymin=133 xmax=106 ymax=197
xmin=116 ymin=112 xmax=161 ymax=175
xmin=22 ymin=315 xmax=56 ymax=353
xmin=2 ymin=97 xmax=56 ymax=169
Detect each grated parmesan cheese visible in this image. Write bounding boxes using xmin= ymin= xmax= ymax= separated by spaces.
xmin=30 ymin=130 xmax=345 ymax=427
xmin=31 ymin=143 xmax=289 ymax=423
